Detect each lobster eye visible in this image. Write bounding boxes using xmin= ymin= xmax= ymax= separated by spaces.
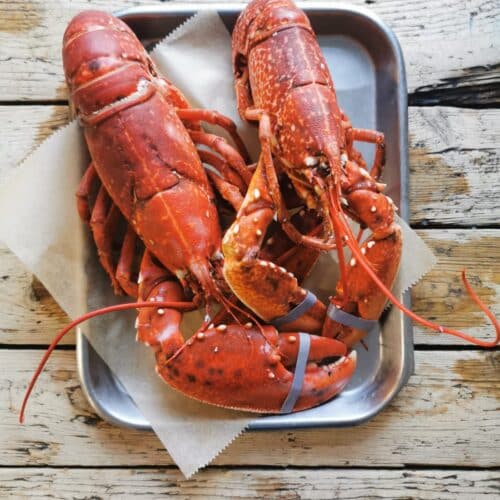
xmin=317 ymin=163 xmax=331 ymax=177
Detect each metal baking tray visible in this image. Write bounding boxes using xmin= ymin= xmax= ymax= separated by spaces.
xmin=77 ymin=2 xmax=411 ymax=431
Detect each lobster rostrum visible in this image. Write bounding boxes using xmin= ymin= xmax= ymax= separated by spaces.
xmin=20 ymin=10 xmax=356 ymax=421
xmin=225 ymin=0 xmax=499 ymax=348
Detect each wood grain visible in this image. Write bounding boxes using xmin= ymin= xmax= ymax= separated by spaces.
xmin=0 ymin=0 xmax=498 ymax=102
xmin=0 ymin=467 xmax=498 ymax=499
xmin=3 ymin=350 xmax=498 ymax=467
xmin=1 ymin=228 xmax=497 ymax=346
xmin=409 ymin=108 xmax=499 ymax=226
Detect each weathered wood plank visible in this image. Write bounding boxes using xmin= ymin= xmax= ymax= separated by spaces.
xmin=412 ymin=229 xmax=500 ymax=345
xmin=409 ymin=108 xmax=499 ymax=226
xmin=1 ymin=229 xmax=497 ymax=346
xmin=2 ymin=350 xmax=498 ymax=467
xmin=0 ymin=467 xmax=498 ymax=499
xmin=0 ymin=0 xmax=498 ymax=102
xmin=1 ymin=105 xmax=498 ymax=224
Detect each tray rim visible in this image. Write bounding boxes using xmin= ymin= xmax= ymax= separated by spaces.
xmin=77 ymin=1 xmax=411 ymax=432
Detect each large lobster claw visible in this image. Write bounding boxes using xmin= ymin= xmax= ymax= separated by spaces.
xmin=155 ymin=325 xmax=356 ymax=413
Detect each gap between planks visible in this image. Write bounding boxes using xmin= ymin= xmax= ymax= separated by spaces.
xmin=0 ymin=0 xmax=498 ymax=104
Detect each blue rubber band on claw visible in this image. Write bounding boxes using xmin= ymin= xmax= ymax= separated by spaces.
xmin=280 ymin=332 xmax=311 ymax=414
xmin=327 ymin=304 xmax=379 ymax=333
xmin=270 ymin=291 xmax=317 ymax=328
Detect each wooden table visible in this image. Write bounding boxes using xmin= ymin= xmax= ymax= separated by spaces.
xmin=1 ymin=1 xmax=499 ymax=497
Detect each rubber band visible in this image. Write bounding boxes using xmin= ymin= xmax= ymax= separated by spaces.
xmin=270 ymin=291 xmax=317 ymax=328
xmin=280 ymin=332 xmax=311 ymax=414
xmin=327 ymin=304 xmax=378 ymax=333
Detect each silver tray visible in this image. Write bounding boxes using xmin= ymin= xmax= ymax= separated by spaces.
xmin=77 ymin=2 xmax=412 ymax=431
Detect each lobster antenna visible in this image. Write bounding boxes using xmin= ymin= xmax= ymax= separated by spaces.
xmin=218 ymin=293 xmax=268 ymax=339
xmin=19 ymin=300 xmax=196 ymax=424
xmin=328 ymin=189 xmax=500 ymax=347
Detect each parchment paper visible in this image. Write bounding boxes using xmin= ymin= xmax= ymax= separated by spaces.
xmin=0 ymin=11 xmax=437 ymax=478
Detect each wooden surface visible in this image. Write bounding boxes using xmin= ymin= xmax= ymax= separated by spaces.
xmin=0 ymin=0 xmax=499 ymax=498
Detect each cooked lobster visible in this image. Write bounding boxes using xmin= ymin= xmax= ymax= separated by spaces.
xmin=20 ymin=10 xmax=356 ymax=421
xmin=225 ymin=0 xmax=499 ymax=347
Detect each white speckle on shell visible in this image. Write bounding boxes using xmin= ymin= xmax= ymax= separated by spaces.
xmin=233 ymin=224 xmax=239 ymax=234
xmin=253 ymin=188 xmax=261 ymax=200
xmin=216 ymin=324 xmax=227 ymax=332
xmin=367 ymin=241 xmax=376 ymax=249
xmin=256 ymin=229 xmax=263 ymax=237
xmin=157 ymin=308 xmax=165 ymax=315
xmin=370 ymin=206 xmax=377 ymax=213
xmin=305 ymin=156 xmax=318 ymax=167
xmin=350 ymin=258 xmax=356 ymax=266
xmin=196 ymin=332 xmax=205 ymax=340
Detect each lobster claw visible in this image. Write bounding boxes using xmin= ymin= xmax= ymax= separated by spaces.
xmin=155 ymin=325 xmax=356 ymax=413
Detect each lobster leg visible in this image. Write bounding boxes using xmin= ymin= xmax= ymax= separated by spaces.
xmin=76 ymin=163 xmax=97 ymax=222
xmin=177 ymin=108 xmax=250 ymax=162
xmin=349 ymin=128 xmax=386 ymax=183
xmin=189 ymin=130 xmax=252 ymax=185
xmin=89 ymin=186 xmax=124 ymax=295
xmin=136 ymin=250 xmax=186 ymax=359
xmin=115 ymin=225 xmax=139 ymax=298
xmin=197 ymin=149 xmax=245 ymax=211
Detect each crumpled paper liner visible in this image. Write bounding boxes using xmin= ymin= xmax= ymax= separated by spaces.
xmin=0 ymin=11 xmax=437 ymax=478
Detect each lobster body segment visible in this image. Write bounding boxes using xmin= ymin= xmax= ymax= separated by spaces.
xmin=225 ymin=0 xmax=402 ymax=345
xmin=227 ymin=0 xmax=499 ymax=349
xmin=63 ymin=11 xmax=221 ymax=281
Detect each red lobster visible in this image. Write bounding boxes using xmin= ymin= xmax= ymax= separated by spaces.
xmin=224 ymin=0 xmax=499 ymax=348
xmin=20 ymin=10 xmax=356 ymax=421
